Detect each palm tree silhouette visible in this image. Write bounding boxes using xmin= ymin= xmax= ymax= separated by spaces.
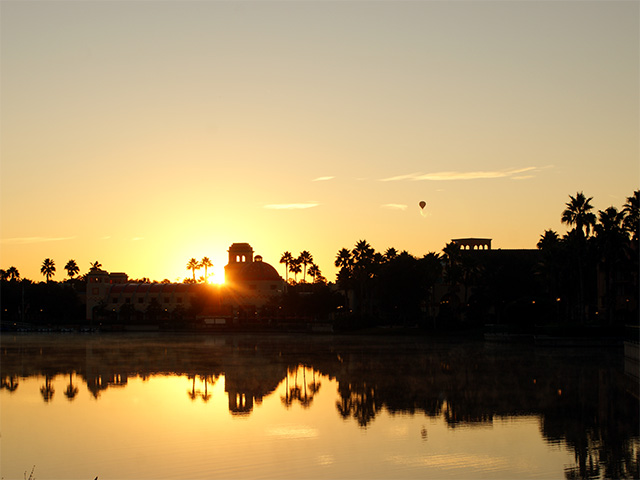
xmin=334 ymin=248 xmax=352 ymax=270
xmin=65 ymin=259 xmax=80 ymax=279
xmin=562 ymin=192 xmax=596 ymax=238
xmin=201 ymin=257 xmax=213 ymax=283
xmin=289 ymin=258 xmax=302 ymax=283
xmin=384 ymin=247 xmax=398 ymax=262
xmin=6 ymin=266 xmax=20 ymax=281
xmin=595 ymin=206 xmax=628 ymax=324
xmin=280 ymin=251 xmax=294 ymax=283
xmin=41 ymin=258 xmax=56 ymax=282
xmin=186 ymin=258 xmax=201 ymax=282
xmin=298 ymin=251 xmax=313 ymax=282
xmin=561 ymin=192 xmax=596 ymax=323
xmin=308 ymin=264 xmax=321 ymax=284
xmin=622 ymin=190 xmax=639 ymax=241
xmin=90 ymin=261 xmax=102 ymax=269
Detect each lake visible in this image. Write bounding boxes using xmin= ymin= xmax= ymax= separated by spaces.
xmin=1 ymin=333 xmax=638 ymax=479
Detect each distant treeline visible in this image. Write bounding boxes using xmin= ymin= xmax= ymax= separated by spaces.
xmin=1 ymin=190 xmax=638 ymax=331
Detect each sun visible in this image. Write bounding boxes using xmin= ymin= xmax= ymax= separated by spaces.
xmin=207 ymin=265 xmax=226 ymax=285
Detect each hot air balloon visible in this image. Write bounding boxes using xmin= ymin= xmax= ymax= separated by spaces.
xmin=419 ymin=201 xmax=426 ymax=209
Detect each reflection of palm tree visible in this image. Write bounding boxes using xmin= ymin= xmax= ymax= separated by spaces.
xmin=280 ymin=367 xmax=296 ymax=408
xmin=64 ymin=372 xmax=78 ymax=401
xmin=200 ymin=375 xmax=218 ymax=402
xmin=1 ymin=375 xmax=19 ymax=392
xmin=40 ymin=375 xmax=55 ymax=402
xmin=187 ymin=375 xmax=198 ymax=401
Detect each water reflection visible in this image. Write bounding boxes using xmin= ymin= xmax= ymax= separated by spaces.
xmin=1 ymin=333 xmax=638 ymax=479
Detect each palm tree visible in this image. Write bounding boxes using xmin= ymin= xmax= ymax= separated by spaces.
xmin=622 ymin=190 xmax=639 ymax=242
xmin=561 ymin=191 xmax=596 ymax=238
xmin=308 ymin=264 xmax=321 ymax=283
xmin=201 ymin=257 xmax=213 ymax=283
xmin=595 ymin=206 xmax=628 ymax=324
xmin=561 ymin=192 xmax=596 ymax=323
xmin=41 ymin=258 xmax=56 ymax=282
xmin=335 ymin=248 xmax=352 ymax=270
xmin=280 ymin=251 xmax=294 ymax=283
xmin=298 ymin=251 xmax=313 ymax=282
xmin=64 ymin=259 xmax=79 ymax=279
xmin=537 ymin=230 xmax=560 ymax=250
xmin=384 ymin=247 xmax=398 ymax=262
xmin=6 ymin=266 xmax=20 ymax=281
xmin=289 ymin=258 xmax=302 ymax=283
xmin=90 ymin=261 xmax=102 ymax=270
xmin=186 ymin=258 xmax=201 ymax=282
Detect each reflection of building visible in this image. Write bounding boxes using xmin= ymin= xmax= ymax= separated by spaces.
xmin=86 ymin=243 xmax=284 ymax=324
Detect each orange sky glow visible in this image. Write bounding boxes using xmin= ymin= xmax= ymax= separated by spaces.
xmin=1 ymin=0 xmax=638 ymax=283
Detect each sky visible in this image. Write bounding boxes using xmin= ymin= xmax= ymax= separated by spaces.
xmin=1 ymin=0 xmax=638 ymax=284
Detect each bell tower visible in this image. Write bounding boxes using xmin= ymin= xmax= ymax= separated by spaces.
xmin=228 ymin=243 xmax=254 ymax=264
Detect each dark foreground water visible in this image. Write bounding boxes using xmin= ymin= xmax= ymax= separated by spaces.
xmin=1 ymin=333 xmax=638 ymax=479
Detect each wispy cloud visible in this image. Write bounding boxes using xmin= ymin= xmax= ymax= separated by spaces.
xmin=264 ymin=203 xmax=319 ymax=210
xmin=380 ymin=167 xmax=538 ymax=181
xmin=312 ymin=176 xmax=335 ymax=182
xmin=381 ymin=204 xmax=408 ymax=210
xmin=1 ymin=236 xmax=76 ymax=244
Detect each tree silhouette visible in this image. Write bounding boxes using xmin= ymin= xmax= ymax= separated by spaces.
xmin=201 ymin=257 xmax=213 ymax=283
xmin=90 ymin=261 xmax=102 ymax=269
xmin=561 ymin=192 xmax=596 ymax=323
xmin=562 ymin=192 xmax=596 ymax=238
xmin=280 ymin=251 xmax=294 ymax=284
xmin=595 ymin=206 xmax=628 ymax=324
xmin=41 ymin=258 xmax=56 ymax=282
xmin=64 ymin=259 xmax=79 ymax=279
xmin=186 ymin=258 xmax=201 ymax=282
xmin=622 ymin=190 xmax=639 ymax=242
xmin=6 ymin=266 xmax=20 ymax=281
xmin=298 ymin=251 xmax=313 ymax=283
xmin=289 ymin=258 xmax=302 ymax=283
xmin=308 ymin=263 xmax=321 ymax=284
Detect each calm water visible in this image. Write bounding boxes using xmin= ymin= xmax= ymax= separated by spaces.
xmin=1 ymin=333 xmax=638 ymax=480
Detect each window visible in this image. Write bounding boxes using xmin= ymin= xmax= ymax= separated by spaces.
xmin=111 ymin=298 xmax=118 ymax=304
xmin=138 ymin=298 xmax=144 ymax=304
xmin=164 ymin=297 xmax=170 ymax=304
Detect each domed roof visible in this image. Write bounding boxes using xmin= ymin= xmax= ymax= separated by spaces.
xmin=235 ymin=260 xmax=282 ymax=281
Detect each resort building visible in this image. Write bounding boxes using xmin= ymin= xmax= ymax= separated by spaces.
xmin=86 ymin=243 xmax=285 ymax=326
